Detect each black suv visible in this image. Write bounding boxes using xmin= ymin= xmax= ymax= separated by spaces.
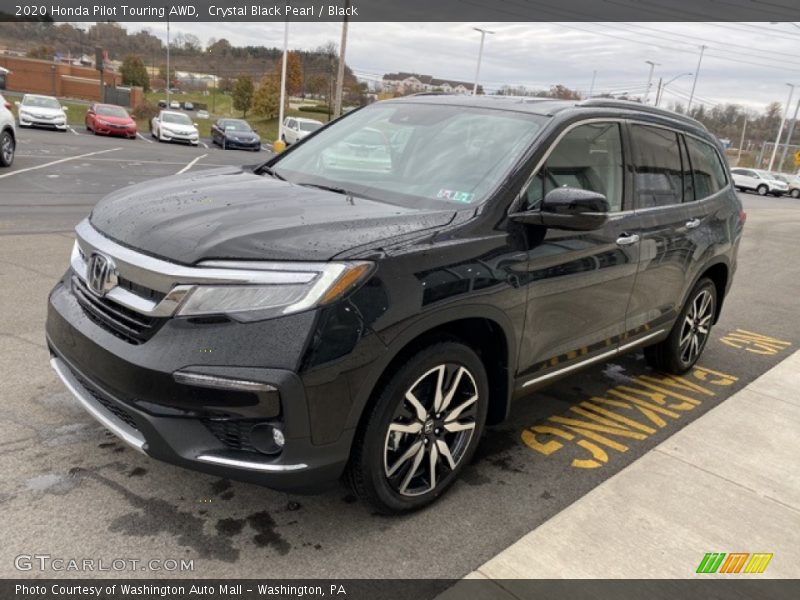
xmin=47 ymin=96 xmax=743 ymax=513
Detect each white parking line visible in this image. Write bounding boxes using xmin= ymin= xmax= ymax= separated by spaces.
xmin=67 ymin=126 xmax=80 ymax=136
xmin=200 ymin=142 xmax=209 ymax=149
xmin=0 ymin=147 xmax=122 ymax=180
xmin=176 ymin=153 xmax=208 ymax=175
xmin=136 ymin=132 xmax=154 ymax=144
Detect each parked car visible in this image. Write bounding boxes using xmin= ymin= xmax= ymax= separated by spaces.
xmin=211 ymin=118 xmax=261 ymax=151
xmin=150 ymin=110 xmax=199 ymax=145
xmin=85 ymin=103 xmax=137 ymax=139
xmin=157 ymin=100 xmax=168 ymax=109
xmin=169 ymin=100 xmax=180 ymax=109
xmin=786 ymin=176 xmax=800 ymax=198
xmin=16 ymin=94 xmax=67 ymax=131
xmin=47 ymin=97 xmax=743 ymax=514
xmin=183 ymin=101 xmax=194 ymax=111
xmin=196 ymin=109 xmax=210 ymax=120
xmin=282 ymin=116 xmax=323 ymax=145
xmin=0 ymin=93 xmax=16 ymax=167
xmin=730 ymin=168 xmax=788 ymax=196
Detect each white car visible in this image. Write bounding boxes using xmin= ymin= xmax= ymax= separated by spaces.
xmin=730 ymin=168 xmax=788 ymax=196
xmin=196 ymin=109 xmax=210 ymax=120
xmin=16 ymin=94 xmax=68 ymax=131
xmin=0 ymin=93 xmax=16 ymax=167
xmin=169 ymin=100 xmax=180 ymax=109
xmin=150 ymin=110 xmax=199 ymax=146
xmin=282 ymin=116 xmax=323 ymax=145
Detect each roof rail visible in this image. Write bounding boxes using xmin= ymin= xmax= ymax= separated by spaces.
xmin=577 ymin=98 xmax=706 ymax=130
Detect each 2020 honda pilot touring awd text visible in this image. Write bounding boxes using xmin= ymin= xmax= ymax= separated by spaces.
xmin=47 ymin=96 xmax=743 ymax=513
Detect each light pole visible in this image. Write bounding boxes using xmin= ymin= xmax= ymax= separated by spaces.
xmin=588 ymin=70 xmax=597 ymax=98
xmin=165 ymin=16 xmax=170 ymax=106
xmin=333 ymin=0 xmax=350 ymax=119
xmin=687 ymin=45 xmax=706 ymax=113
xmin=768 ymin=83 xmax=795 ymax=172
xmin=472 ymin=27 xmax=494 ymax=96
xmin=643 ymin=60 xmax=660 ymax=104
xmin=736 ymin=114 xmax=748 ymax=166
xmin=655 ymin=72 xmax=692 ymax=107
xmin=778 ymin=97 xmax=800 ymax=172
xmin=277 ymin=20 xmax=289 ymax=146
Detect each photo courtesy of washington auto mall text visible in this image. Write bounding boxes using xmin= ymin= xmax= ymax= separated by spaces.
xmin=0 ymin=0 xmax=799 ymax=599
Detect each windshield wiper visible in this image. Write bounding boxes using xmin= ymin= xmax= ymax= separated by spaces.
xmin=260 ymin=165 xmax=285 ymax=181
xmin=296 ymin=182 xmax=352 ymax=195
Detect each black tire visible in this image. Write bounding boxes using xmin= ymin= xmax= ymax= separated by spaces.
xmin=645 ymin=277 xmax=717 ymax=374
xmin=0 ymin=129 xmax=15 ymax=167
xmin=791 ymin=189 xmax=800 ymax=199
xmin=757 ymin=184 xmax=768 ymax=196
xmin=346 ymin=341 xmax=489 ymax=514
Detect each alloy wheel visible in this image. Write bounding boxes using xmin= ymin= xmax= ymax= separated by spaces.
xmin=678 ymin=289 xmax=714 ymax=365
xmin=1 ymin=133 xmax=13 ymax=164
xmin=383 ymin=363 xmax=478 ymax=497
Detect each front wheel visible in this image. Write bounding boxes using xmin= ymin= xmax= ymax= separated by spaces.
xmin=0 ymin=130 xmax=14 ymax=167
xmin=346 ymin=341 xmax=489 ymax=514
xmin=645 ymin=278 xmax=717 ymax=374
xmin=757 ymin=184 xmax=768 ymax=196
xmin=791 ymin=189 xmax=800 ymax=199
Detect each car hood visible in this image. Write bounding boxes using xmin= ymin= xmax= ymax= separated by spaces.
xmin=97 ymin=115 xmax=134 ymax=125
xmin=161 ymin=122 xmax=197 ymax=133
xmin=22 ymin=106 xmax=63 ymax=116
xmin=89 ymin=167 xmax=456 ymax=263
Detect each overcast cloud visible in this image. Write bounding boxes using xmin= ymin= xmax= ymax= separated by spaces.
xmin=125 ymin=21 xmax=800 ymax=113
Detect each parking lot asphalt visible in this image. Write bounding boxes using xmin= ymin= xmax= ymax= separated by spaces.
xmin=0 ymin=128 xmax=798 ymax=581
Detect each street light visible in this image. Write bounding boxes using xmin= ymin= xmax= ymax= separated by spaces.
xmin=472 ymin=27 xmax=494 ymax=96
xmin=655 ymin=72 xmax=693 ymax=107
xmin=687 ymin=45 xmax=706 ymax=113
xmin=643 ymin=60 xmax=660 ymax=104
xmin=768 ymin=83 xmax=796 ymax=172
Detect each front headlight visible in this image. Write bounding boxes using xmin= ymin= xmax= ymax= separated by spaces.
xmin=175 ymin=261 xmax=373 ymax=321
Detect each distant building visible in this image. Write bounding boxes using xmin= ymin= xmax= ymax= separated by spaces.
xmin=382 ymin=72 xmax=482 ymax=95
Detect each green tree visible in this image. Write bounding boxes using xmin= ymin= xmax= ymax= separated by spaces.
xmin=158 ymin=64 xmax=176 ymax=89
xmin=251 ymin=73 xmax=286 ymax=120
xmin=120 ymin=54 xmax=150 ymax=91
xmin=232 ymin=74 xmax=255 ymax=117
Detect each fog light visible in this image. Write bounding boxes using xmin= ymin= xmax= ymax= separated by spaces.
xmin=250 ymin=423 xmax=285 ymax=455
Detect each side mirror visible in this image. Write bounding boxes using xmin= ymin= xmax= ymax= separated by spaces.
xmin=510 ymin=187 xmax=609 ymax=231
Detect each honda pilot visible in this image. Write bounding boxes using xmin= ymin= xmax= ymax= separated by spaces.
xmin=47 ymin=96 xmax=743 ymax=513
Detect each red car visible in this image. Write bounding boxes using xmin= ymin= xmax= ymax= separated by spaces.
xmin=85 ymin=103 xmax=137 ymax=139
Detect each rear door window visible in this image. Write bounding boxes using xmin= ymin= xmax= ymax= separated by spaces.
xmin=631 ymin=125 xmax=684 ymax=208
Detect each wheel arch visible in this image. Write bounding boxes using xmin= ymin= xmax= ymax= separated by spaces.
xmin=346 ymin=307 xmax=517 ymax=441
xmin=688 ymin=259 xmax=730 ymax=325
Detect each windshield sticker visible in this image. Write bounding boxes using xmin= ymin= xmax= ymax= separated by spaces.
xmin=437 ymin=189 xmax=475 ymax=204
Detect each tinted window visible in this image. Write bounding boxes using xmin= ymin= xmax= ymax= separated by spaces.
xmin=685 ymin=137 xmax=727 ymax=199
xmin=631 ymin=125 xmax=683 ymax=208
xmin=679 ymin=136 xmax=695 ymax=202
xmin=525 ymin=122 xmax=624 ymax=211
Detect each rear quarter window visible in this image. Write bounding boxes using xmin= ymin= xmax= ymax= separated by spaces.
xmin=685 ymin=136 xmax=728 ymax=200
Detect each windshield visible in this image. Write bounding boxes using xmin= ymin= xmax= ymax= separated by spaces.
xmin=299 ymin=121 xmax=322 ymax=132
xmin=271 ymin=102 xmax=546 ymax=208
xmin=24 ymin=96 xmax=60 ymax=109
xmin=221 ymin=119 xmax=251 ymax=132
xmin=162 ymin=112 xmax=192 ymax=125
xmin=96 ymin=105 xmax=129 ymax=118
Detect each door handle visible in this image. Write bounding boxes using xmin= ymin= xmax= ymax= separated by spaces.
xmin=686 ymin=218 xmax=701 ymax=229
xmin=616 ymin=233 xmax=640 ymax=246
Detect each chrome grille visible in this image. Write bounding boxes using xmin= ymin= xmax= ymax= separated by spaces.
xmin=71 ymin=275 xmax=165 ymax=345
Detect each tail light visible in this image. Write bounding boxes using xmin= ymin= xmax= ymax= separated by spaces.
xmin=3 ymin=102 xmax=11 ymax=111
xmin=739 ymin=209 xmax=747 ymax=225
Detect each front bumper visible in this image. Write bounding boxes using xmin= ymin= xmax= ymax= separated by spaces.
xmin=19 ymin=116 xmax=67 ymax=129
xmin=224 ymin=138 xmax=261 ymax=150
xmin=160 ymin=129 xmax=199 ymax=144
xmin=95 ymin=123 xmax=137 ymax=138
xmin=46 ymin=278 xmax=352 ymax=492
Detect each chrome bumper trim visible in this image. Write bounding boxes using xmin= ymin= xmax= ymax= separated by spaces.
xmin=49 ymin=357 xmax=147 ymax=454
xmin=196 ymin=454 xmax=307 ymax=472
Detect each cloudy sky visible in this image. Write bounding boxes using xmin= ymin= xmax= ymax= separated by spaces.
xmin=127 ymin=21 xmax=800 ymax=113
